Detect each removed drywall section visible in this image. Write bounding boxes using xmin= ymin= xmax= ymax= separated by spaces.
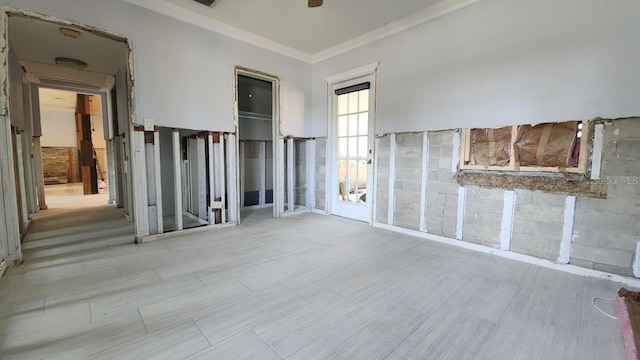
xmin=425 ymin=131 xmax=458 ymax=238
xmin=314 ymin=137 xmax=326 ymax=211
xmin=393 ymin=133 xmax=422 ymax=230
xmin=572 ymin=118 xmax=640 ymax=277
xmin=375 ymin=135 xmax=390 ymax=224
xmin=510 ymin=190 xmax=566 ymax=261
xmin=462 ymin=185 xmax=504 ymax=248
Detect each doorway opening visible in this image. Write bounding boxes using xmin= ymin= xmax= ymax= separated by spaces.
xmin=3 ymin=11 xmax=135 ymax=265
xmin=235 ymin=69 xmax=280 ymax=223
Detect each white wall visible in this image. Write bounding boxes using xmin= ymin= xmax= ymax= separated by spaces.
xmin=2 ymin=0 xmax=311 ymax=136
xmin=311 ymin=0 xmax=640 ymax=136
xmin=39 ymin=108 xmax=77 ymax=147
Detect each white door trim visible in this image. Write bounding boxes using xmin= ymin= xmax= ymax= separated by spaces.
xmin=234 ymin=67 xmax=282 ymax=221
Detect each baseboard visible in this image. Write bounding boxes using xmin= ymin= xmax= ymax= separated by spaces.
xmin=281 ymin=207 xmax=311 ymax=217
xmin=242 ymin=204 xmax=274 ymax=210
xmin=137 ymin=222 xmax=237 ymax=243
xmin=372 ymin=222 xmax=640 ymax=288
xmin=312 ymin=208 xmax=328 ymax=215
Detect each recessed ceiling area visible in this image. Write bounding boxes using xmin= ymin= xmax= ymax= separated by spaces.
xmin=160 ymin=0 xmax=444 ymax=55
xmin=8 ymin=15 xmax=129 ymax=90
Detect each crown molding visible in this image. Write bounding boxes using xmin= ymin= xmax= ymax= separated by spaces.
xmin=120 ymin=0 xmax=313 ymax=63
xmin=121 ymin=0 xmax=479 ymax=65
xmin=311 ymin=0 xmax=480 ymax=63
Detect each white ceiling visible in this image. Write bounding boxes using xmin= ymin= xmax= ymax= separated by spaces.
xmin=123 ymin=0 xmax=477 ymax=62
xmin=165 ymin=0 xmax=443 ymax=54
xmin=8 ymin=15 xmax=129 ymax=90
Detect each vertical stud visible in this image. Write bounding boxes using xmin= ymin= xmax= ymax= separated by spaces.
xmin=172 ymin=129 xmax=183 ymax=231
xmin=558 ymin=195 xmax=576 ymax=264
xmin=287 ymin=137 xmax=295 ymax=212
xmin=500 ymin=191 xmax=516 ymax=251
xmin=387 ymin=133 xmax=396 ymax=225
xmin=456 ymin=186 xmax=467 ymax=240
xmin=419 ymin=132 xmax=429 ymax=232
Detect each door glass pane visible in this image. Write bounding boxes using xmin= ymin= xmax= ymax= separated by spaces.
xmin=348 ymin=92 xmax=358 ymax=114
xmin=338 ymin=115 xmax=348 ymax=137
xmin=336 ymin=88 xmax=370 ymax=204
xmin=359 ymin=90 xmax=369 ymax=112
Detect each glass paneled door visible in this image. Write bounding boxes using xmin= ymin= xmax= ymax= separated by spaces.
xmin=331 ymin=77 xmax=375 ymax=222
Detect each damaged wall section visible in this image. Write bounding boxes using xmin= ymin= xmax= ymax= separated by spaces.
xmin=357 ymin=118 xmax=640 ymax=278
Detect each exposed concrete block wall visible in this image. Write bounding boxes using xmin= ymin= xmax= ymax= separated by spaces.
xmin=462 ymin=186 xmax=504 ymax=248
xmin=312 ymin=118 xmax=638 ymax=277
xmin=572 ymin=119 xmax=640 ymax=276
xmin=294 ymin=140 xmax=306 ymax=206
xmin=511 ymin=190 xmax=566 ymax=261
xmin=393 ymin=133 xmax=422 ymax=230
xmin=375 ymin=136 xmax=390 ymax=224
xmin=425 ymin=131 xmax=458 ymax=238
xmin=315 ymin=138 xmax=326 ymax=211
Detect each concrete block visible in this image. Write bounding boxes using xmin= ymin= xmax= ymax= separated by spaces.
xmin=569 ymin=258 xmax=594 ymax=270
xmin=571 ymin=244 xmax=634 ymax=268
xmin=593 ymin=262 xmax=634 ymax=277
xmin=395 ymin=168 xmax=421 ymax=181
xmin=514 ymin=205 xmax=564 ymax=225
xmin=603 ymin=118 xmax=640 ymax=141
xmin=397 ymin=133 xmax=423 ymax=147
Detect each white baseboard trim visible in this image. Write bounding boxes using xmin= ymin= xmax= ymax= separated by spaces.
xmin=137 ymin=222 xmax=237 ymax=243
xmin=372 ymin=221 xmax=640 ymax=288
xmin=312 ymin=208 xmax=328 ymax=215
xmin=281 ymin=207 xmax=312 ymax=218
xmin=242 ymin=204 xmax=274 ymax=210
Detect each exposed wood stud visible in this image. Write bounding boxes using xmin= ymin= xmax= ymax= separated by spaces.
xmin=172 ymin=130 xmax=183 ymax=231
xmin=558 ymin=195 xmax=576 ymax=264
xmin=287 ymin=138 xmax=294 ymax=212
xmin=456 ymin=186 xmax=467 ymax=241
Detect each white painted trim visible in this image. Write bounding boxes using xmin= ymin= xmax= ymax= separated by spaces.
xmin=15 ymin=133 xmax=28 ymax=228
xmin=138 ymin=221 xmax=237 ymax=243
xmin=281 ymin=207 xmax=312 ymax=218
xmin=306 ymin=140 xmax=316 ymax=210
xmin=276 ymin=138 xmax=285 ymax=217
xmin=226 ymin=134 xmax=239 ymax=224
xmin=120 ymin=0 xmax=312 ymax=63
xmin=452 ymin=131 xmax=461 ymax=173
xmin=0 ymin=259 xmax=7 ymax=280
xmin=218 ymin=136 xmax=227 ymax=224
xmin=372 ymin=222 xmax=640 ymax=288
xmin=132 ymin=130 xmax=149 ymax=238
xmin=499 ymin=191 xmax=515 ymax=251
xmin=373 ymin=137 xmax=380 ymax=222
xmin=173 ymin=130 xmax=183 ymax=231
xmin=633 ymin=241 xmax=640 ymax=278
xmin=312 ymin=208 xmax=328 ymax=216
xmin=154 ymin=131 xmax=163 ymax=234
xmin=387 ymin=133 xmax=397 ymax=226
xmin=456 ymin=186 xmax=466 ymax=240
xmin=591 ymin=123 xmax=604 ymax=180
xmin=259 ymin=141 xmax=266 ymax=206
xmin=242 ymin=204 xmax=273 ymax=210
xmin=558 ymin=195 xmax=576 ymax=264
xmin=325 ymin=62 xmax=380 ymax=84
xmin=287 ymin=138 xmax=295 ymax=212
xmin=313 ymin=0 xmax=481 ymax=63
xmin=239 ymin=141 xmax=245 ymax=208
xmin=419 ymin=132 xmax=429 ymax=232
xmin=207 ymin=133 xmax=215 ymax=224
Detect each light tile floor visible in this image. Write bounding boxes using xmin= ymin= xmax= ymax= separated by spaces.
xmin=0 ymin=188 xmax=628 ymax=359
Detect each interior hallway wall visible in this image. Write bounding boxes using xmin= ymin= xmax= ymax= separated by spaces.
xmin=1 ymin=0 xmax=311 ymax=136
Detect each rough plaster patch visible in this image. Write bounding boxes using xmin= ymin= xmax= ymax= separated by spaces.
xmin=455 ymin=173 xmax=607 ymax=199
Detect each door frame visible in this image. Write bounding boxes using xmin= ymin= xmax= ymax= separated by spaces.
xmin=326 ymin=62 xmax=379 ymax=224
xmin=233 ymin=66 xmax=282 ymax=222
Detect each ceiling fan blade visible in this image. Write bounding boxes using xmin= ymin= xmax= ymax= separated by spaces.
xmin=308 ymin=0 xmax=323 ymax=8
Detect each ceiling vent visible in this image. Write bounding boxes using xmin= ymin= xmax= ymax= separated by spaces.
xmin=192 ymin=0 xmax=218 ymax=7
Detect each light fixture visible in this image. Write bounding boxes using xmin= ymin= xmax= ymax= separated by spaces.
xmin=54 ymin=57 xmax=88 ymax=70
xmin=59 ymin=27 xmax=81 ymax=39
